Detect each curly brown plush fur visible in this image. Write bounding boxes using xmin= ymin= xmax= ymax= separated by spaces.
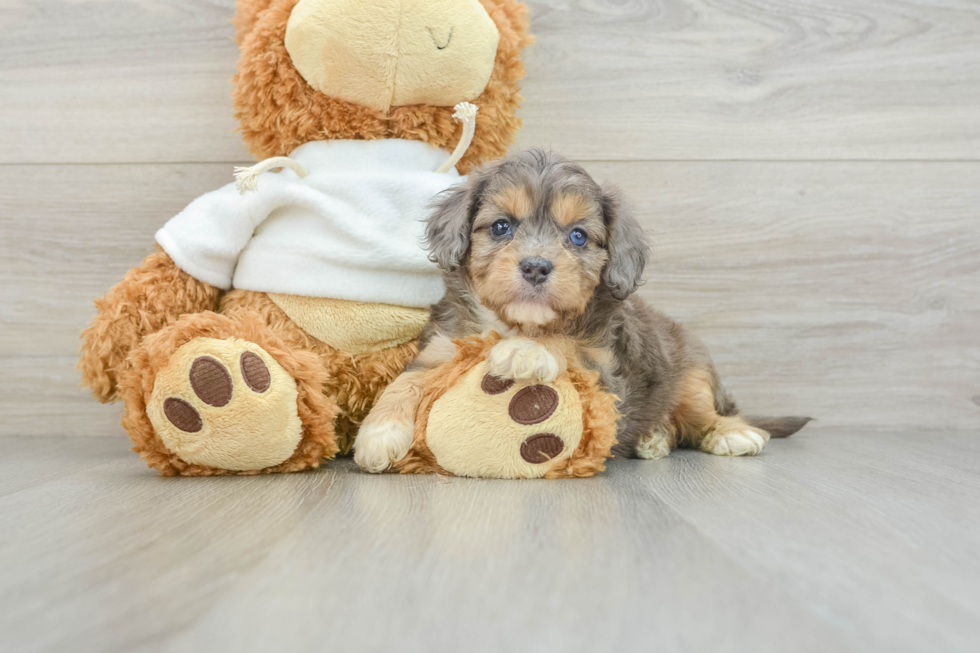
xmin=232 ymin=0 xmax=532 ymax=174
xmin=78 ymin=249 xmax=219 ymax=403
xmin=119 ymin=310 xmax=339 ymax=476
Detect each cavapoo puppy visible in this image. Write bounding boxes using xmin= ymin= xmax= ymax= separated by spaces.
xmin=355 ymin=150 xmax=808 ymax=472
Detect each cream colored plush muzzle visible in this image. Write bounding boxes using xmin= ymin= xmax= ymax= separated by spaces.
xmin=285 ymin=0 xmax=500 ymax=113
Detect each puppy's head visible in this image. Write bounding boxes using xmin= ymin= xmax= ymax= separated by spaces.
xmin=427 ymin=149 xmax=648 ymax=330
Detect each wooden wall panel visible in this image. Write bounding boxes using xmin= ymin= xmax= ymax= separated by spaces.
xmin=1 ymin=1 xmax=978 ymax=163
xmin=2 ymin=162 xmax=977 ymax=435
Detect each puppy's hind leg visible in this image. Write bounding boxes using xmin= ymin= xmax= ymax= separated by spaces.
xmin=671 ymin=369 xmax=769 ymax=457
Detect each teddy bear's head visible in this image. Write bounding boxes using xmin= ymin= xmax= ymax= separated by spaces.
xmin=232 ymin=0 xmax=532 ymax=174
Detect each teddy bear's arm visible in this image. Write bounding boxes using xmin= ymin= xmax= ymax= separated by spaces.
xmin=78 ymin=248 xmax=220 ymax=403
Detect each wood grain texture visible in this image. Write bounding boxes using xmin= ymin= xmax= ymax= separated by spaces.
xmin=0 ymin=0 xmax=248 ymax=164
xmin=2 ymin=0 xmax=980 ymax=163
xmin=2 ymin=161 xmax=977 ymax=435
xmin=2 ymin=2 xmax=978 ymax=651
xmin=0 ymin=432 xmax=978 ymax=652
xmin=517 ymin=0 xmax=980 ymax=160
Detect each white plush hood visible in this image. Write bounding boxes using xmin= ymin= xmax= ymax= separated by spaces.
xmin=156 ymin=139 xmax=462 ymax=308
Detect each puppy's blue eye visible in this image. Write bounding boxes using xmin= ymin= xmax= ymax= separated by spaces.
xmin=569 ymin=228 xmax=588 ymax=247
xmin=491 ymin=219 xmax=512 ymax=238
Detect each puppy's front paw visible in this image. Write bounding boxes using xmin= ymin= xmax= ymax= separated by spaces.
xmin=488 ymin=338 xmax=559 ymax=383
xmin=354 ymin=420 xmax=414 ymax=473
xmin=636 ymin=427 xmax=673 ymax=460
xmin=702 ymin=426 xmax=768 ymax=457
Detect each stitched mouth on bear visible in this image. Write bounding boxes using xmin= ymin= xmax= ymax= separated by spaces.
xmin=428 ymin=27 xmax=452 ymax=50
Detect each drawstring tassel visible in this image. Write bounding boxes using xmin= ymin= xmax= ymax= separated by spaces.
xmin=436 ymin=102 xmax=478 ymax=174
xmin=234 ymin=104 xmax=476 ymax=189
xmin=234 ymin=156 xmax=309 ymax=194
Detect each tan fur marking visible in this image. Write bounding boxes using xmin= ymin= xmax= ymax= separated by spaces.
xmin=551 ymin=192 xmax=595 ymax=226
xmin=494 ymin=185 xmax=534 ymax=219
xmin=670 ymin=369 xmax=721 ymax=447
xmin=669 ymin=368 xmax=768 ymax=455
xmin=361 ymin=370 xmax=427 ymax=431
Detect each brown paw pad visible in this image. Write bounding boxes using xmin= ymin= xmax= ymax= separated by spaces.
xmin=163 ymin=397 xmax=202 ymax=433
xmin=508 ymin=385 xmax=559 ymax=425
xmin=520 ymin=433 xmax=564 ymax=463
xmin=240 ymin=351 xmax=271 ymax=393
xmin=481 ymin=373 xmax=514 ymax=395
xmin=189 ymin=356 xmax=233 ymax=407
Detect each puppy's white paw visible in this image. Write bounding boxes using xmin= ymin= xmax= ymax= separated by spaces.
xmin=703 ymin=427 xmax=768 ymax=457
xmin=488 ymin=338 xmax=559 ymax=383
xmin=354 ymin=420 xmax=414 ymax=473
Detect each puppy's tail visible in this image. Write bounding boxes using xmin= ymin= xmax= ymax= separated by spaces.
xmin=744 ymin=415 xmax=813 ymax=438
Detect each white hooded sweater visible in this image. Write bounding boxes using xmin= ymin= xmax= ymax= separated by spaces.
xmin=155 ymin=139 xmax=461 ymax=308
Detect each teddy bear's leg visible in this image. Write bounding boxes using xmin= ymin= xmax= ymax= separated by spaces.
xmin=119 ymin=310 xmax=338 ymax=476
xmin=388 ymin=335 xmax=618 ymax=479
xmin=79 ymin=249 xmax=220 ymax=403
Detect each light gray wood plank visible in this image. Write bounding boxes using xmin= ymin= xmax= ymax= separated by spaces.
xmin=583 ymin=160 xmax=980 ymax=432
xmin=0 ymin=436 xmax=122 ymax=497
xmin=625 ymin=429 xmax=980 ymax=652
xmin=517 ymin=0 xmax=980 ymax=161
xmin=2 ymin=161 xmax=977 ymax=435
xmin=0 ymin=163 xmax=241 ymax=358
xmin=1 ymin=357 xmax=126 ymax=438
xmin=0 ymin=431 xmax=978 ymax=652
xmin=2 ymin=0 xmax=980 ymax=164
xmin=0 ymin=162 xmax=244 ymax=437
xmin=0 ymin=0 xmax=249 ymax=164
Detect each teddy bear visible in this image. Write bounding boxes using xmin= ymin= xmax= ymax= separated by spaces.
xmin=78 ymin=0 xmax=535 ymax=476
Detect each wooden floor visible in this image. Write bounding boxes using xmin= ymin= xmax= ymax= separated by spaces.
xmin=1 ymin=429 xmax=978 ymax=652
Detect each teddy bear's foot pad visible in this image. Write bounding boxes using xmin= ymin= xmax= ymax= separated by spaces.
xmin=147 ymin=337 xmax=303 ymax=471
xmin=424 ymin=363 xmax=585 ymax=479
xmin=520 ymin=433 xmax=564 ymax=463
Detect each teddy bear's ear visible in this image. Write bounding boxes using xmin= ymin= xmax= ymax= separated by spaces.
xmin=233 ymin=0 xmax=276 ymax=45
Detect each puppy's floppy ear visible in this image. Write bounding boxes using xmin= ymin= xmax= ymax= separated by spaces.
xmin=600 ymin=183 xmax=649 ymax=300
xmin=426 ymin=167 xmax=491 ymax=270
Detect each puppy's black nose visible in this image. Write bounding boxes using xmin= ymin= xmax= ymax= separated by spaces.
xmin=520 ymin=257 xmax=553 ymax=285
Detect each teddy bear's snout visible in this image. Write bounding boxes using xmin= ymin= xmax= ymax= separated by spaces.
xmin=284 ymin=0 xmax=501 ymax=112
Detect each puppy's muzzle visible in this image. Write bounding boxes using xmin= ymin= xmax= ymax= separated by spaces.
xmin=520 ymin=257 xmax=553 ymax=286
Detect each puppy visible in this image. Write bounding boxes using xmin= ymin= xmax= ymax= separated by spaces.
xmin=354 ymin=150 xmax=808 ymax=473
